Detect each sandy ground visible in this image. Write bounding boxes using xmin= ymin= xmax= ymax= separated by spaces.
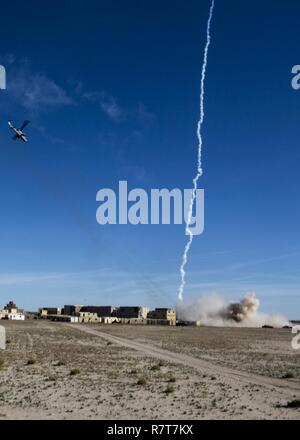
xmin=0 ymin=320 xmax=299 ymax=420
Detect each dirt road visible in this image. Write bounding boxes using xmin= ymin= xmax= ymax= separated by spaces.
xmin=68 ymin=324 xmax=300 ymax=398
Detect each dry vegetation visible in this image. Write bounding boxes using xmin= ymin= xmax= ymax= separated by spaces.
xmin=97 ymin=325 xmax=300 ymax=380
xmin=0 ymin=321 xmax=299 ymax=420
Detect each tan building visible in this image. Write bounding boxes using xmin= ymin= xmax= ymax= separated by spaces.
xmin=39 ymin=307 xmax=61 ymax=318
xmin=38 ymin=309 xmax=48 ymax=319
xmin=148 ymin=308 xmax=177 ymax=322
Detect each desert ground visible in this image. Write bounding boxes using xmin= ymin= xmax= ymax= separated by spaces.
xmin=0 ymin=320 xmax=299 ymax=420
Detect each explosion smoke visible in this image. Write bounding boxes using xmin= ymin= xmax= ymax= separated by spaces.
xmin=178 ymin=0 xmax=215 ymax=302
xmin=177 ymin=293 xmax=290 ymax=328
xmin=224 ymin=294 xmax=260 ymax=322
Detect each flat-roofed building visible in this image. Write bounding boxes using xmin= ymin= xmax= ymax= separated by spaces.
xmin=0 ymin=310 xmax=25 ymax=321
xmin=80 ymin=306 xmax=116 ymax=317
xmin=148 ymin=308 xmax=176 ymax=322
xmin=38 ymin=307 xmax=61 ymax=318
xmin=64 ymin=305 xmax=83 ymax=316
xmin=47 ymin=314 xmax=79 ymax=323
xmin=114 ymin=306 xmax=149 ymax=319
xmin=38 ymin=308 xmax=48 ymax=319
xmin=6 ymin=311 xmax=25 ymax=321
xmin=147 ymin=318 xmax=176 ymax=326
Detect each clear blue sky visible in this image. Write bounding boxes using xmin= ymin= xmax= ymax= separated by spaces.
xmin=0 ymin=0 xmax=299 ymax=318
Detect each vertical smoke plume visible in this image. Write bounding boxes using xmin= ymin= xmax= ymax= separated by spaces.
xmin=178 ymin=0 xmax=215 ymax=302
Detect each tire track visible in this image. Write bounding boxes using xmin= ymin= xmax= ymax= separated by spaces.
xmin=66 ymin=324 xmax=300 ymax=397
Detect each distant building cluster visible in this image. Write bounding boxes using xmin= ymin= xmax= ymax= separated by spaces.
xmin=0 ymin=300 xmax=201 ymax=326
xmin=37 ymin=304 xmax=180 ymax=326
xmin=0 ymin=301 xmax=25 ymax=321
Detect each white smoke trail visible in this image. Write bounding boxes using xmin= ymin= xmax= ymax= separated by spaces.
xmin=178 ymin=0 xmax=215 ymax=302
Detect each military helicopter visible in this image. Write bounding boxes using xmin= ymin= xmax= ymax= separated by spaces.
xmin=8 ymin=120 xmax=30 ymax=142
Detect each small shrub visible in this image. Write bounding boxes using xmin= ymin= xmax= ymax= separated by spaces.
xmin=137 ymin=377 xmax=147 ymax=386
xmin=55 ymin=360 xmax=66 ymax=367
xmin=70 ymin=369 xmax=80 ymax=376
xmin=282 ymin=373 xmax=294 ymax=379
xmin=47 ymin=376 xmax=57 ymax=382
xmin=168 ymin=376 xmax=176 ymax=383
xmin=164 ymin=384 xmax=175 ymax=394
xmin=286 ymin=400 xmax=300 ymax=409
xmin=150 ymin=364 xmax=160 ymax=371
xmin=26 ymin=359 xmax=36 ymax=366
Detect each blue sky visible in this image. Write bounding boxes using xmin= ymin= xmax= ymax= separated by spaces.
xmin=0 ymin=0 xmax=299 ymax=318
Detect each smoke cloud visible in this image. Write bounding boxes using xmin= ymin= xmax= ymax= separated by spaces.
xmin=177 ymin=293 xmax=290 ymax=328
